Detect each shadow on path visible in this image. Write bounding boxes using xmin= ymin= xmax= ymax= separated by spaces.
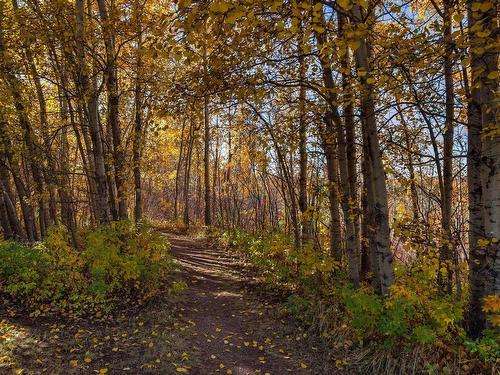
xmin=167 ymin=234 xmax=330 ymax=375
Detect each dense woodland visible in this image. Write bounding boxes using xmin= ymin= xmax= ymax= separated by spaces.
xmin=0 ymin=0 xmax=498 ymax=373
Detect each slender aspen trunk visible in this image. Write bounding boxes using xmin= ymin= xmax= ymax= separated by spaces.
xmin=204 ymin=95 xmax=212 ymax=226
xmin=313 ymin=5 xmax=359 ymax=285
xmin=437 ymin=0 xmax=455 ymax=294
xmin=323 ymin=124 xmax=343 ymax=262
xmin=98 ymin=0 xmax=128 ymax=220
xmin=0 ymin=173 xmax=23 ymax=240
xmin=184 ymin=120 xmax=196 ymax=225
xmin=174 ymin=120 xmax=187 ymax=220
xmin=133 ymin=0 xmax=144 ymax=222
xmin=75 ymin=0 xmax=110 ymax=224
xmin=298 ymin=25 xmax=309 ymax=245
xmin=0 ymin=185 xmax=12 ymax=239
xmin=351 ymin=4 xmax=394 ymax=294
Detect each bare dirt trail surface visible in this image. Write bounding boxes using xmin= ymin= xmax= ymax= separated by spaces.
xmin=167 ymin=234 xmax=330 ymax=374
xmin=0 ymin=234 xmax=332 ymax=374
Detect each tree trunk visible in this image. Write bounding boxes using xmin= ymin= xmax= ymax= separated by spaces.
xmin=350 ymin=4 xmax=394 ymax=295
xmin=438 ymin=0 xmax=455 ymax=294
xmin=184 ymin=120 xmax=196 ymax=225
xmin=298 ymin=26 xmax=310 ymax=245
xmin=98 ymin=0 xmax=128 ymax=220
xmin=313 ymin=6 xmax=359 ymax=285
xmin=204 ymin=95 xmax=212 ymax=226
xmin=174 ymin=119 xmax=187 ymax=220
xmin=466 ymin=0 xmax=499 ymax=338
xmin=322 ymin=123 xmax=343 ymax=262
xmin=133 ymin=0 xmax=144 ymax=222
xmin=75 ymin=0 xmax=110 ymax=224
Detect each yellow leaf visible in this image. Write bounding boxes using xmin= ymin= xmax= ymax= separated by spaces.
xmin=358 ymin=0 xmax=369 ymax=8
xmin=69 ymin=360 xmax=78 ymax=368
xmin=313 ymin=25 xmax=325 ymax=33
xmin=487 ymin=71 xmax=499 ymax=80
xmin=478 ymin=238 xmax=490 ymax=248
xmin=337 ymin=0 xmax=351 ymax=10
xmin=453 ymin=13 xmax=464 ymax=23
xmin=99 ymin=369 xmax=108 ymax=375
xmin=348 ymin=40 xmax=361 ymax=50
xmin=483 ymin=295 xmax=500 ymax=313
xmin=176 ymin=368 xmax=189 ymax=373
xmin=84 ymin=357 xmax=92 ymax=363
xmin=209 ymin=2 xmax=231 ymax=13
xmin=480 ymin=2 xmax=493 ymax=11
xmin=300 ymin=363 xmax=308 ymax=368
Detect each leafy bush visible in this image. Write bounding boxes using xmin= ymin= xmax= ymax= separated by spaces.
xmin=0 ymin=241 xmax=53 ymax=301
xmin=464 ymin=329 xmax=500 ymax=364
xmin=219 ymin=229 xmax=338 ymax=291
xmin=343 ymin=283 xmax=462 ymax=348
xmin=0 ymin=222 xmax=174 ymax=315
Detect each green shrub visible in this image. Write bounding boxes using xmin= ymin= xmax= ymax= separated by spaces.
xmin=82 ymin=221 xmax=173 ymax=300
xmin=218 ymin=229 xmax=337 ymax=292
xmin=464 ymin=330 xmax=500 ymax=364
xmin=0 ymin=241 xmax=52 ymax=301
xmin=0 ymin=222 xmax=174 ymax=316
xmin=342 ymin=282 xmax=462 ymax=349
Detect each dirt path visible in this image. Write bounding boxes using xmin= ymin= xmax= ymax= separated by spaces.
xmin=167 ymin=234 xmax=329 ymax=374
xmin=0 ymin=234 xmax=331 ymax=374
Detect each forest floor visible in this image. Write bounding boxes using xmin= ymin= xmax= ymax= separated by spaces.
xmin=0 ymin=234 xmax=334 ymax=374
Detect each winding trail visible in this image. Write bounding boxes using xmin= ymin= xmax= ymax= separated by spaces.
xmin=167 ymin=234 xmax=328 ymax=374
xmin=0 ymin=234 xmax=332 ymax=374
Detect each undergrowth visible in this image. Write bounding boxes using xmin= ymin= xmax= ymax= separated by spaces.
xmin=0 ymin=221 xmax=175 ymax=317
xmin=212 ymin=228 xmax=499 ymax=374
